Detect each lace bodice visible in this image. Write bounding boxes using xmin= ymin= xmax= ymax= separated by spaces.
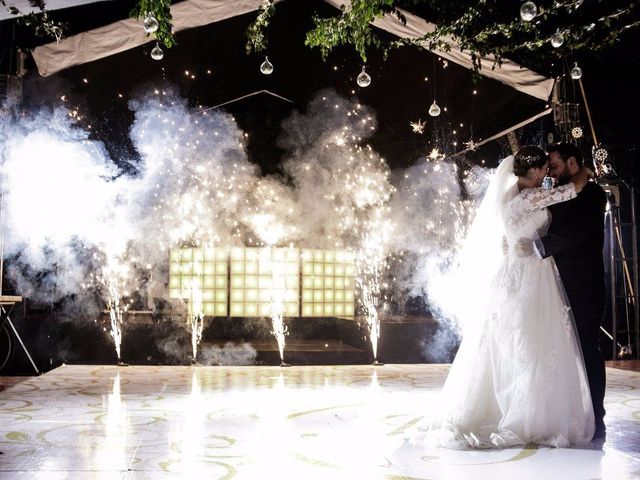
xmin=502 ymin=183 xmax=577 ymax=243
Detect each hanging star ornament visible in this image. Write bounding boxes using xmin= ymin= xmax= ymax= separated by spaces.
xmin=410 ymin=119 xmax=426 ymax=134
xmin=463 ymin=138 xmax=478 ymax=151
xmin=428 ymin=148 xmax=444 ymax=161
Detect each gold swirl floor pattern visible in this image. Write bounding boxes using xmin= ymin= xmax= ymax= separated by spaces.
xmin=0 ymin=364 xmax=638 ymax=479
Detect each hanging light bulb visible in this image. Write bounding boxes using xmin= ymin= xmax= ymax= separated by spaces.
xmin=143 ymin=14 xmax=159 ymax=34
xmin=356 ymin=66 xmax=371 ymax=87
xmin=260 ymin=56 xmax=274 ymax=75
xmin=428 ymin=100 xmax=441 ymax=117
xmin=570 ymin=62 xmax=583 ymax=79
xmin=550 ymin=30 xmax=565 ymax=48
xmin=520 ymin=1 xmax=537 ymax=21
xmin=150 ymin=43 xmax=164 ymax=61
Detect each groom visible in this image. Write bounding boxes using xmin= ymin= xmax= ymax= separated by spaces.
xmin=533 ymin=143 xmax=607 ymax=437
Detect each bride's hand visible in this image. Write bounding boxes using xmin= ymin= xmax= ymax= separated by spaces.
xmin=571 ymin=167 xmax=593 ymax=193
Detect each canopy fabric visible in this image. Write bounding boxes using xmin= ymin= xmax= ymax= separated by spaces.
xmin=0 ymin=0 xmax=105 ymax=21
xmin=31 ymin=0 xmax=553 ymax=100
xmin=32 ymin=0 xmax=279 ymax=76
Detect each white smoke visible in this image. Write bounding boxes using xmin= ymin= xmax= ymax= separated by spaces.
xmin=199 ymin=342 xmax=257 ymax=366
xmin=125 ymin=91 xmax=259 ymax=255
xmin=280 ymin=91 xmax=391 ymax=250
xmin=1 ymin=88 xmax=494 ymax=363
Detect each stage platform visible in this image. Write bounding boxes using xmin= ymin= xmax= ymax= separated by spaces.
xmin=0 ymin=364 xmax=639 ymax=479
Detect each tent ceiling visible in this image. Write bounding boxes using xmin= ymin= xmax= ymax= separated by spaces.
xmin=30 ymin=0 xmax=553 ymax=100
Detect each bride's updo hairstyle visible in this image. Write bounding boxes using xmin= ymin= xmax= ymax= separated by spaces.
xmin=513 ymin=146 xmax=548 ymax=177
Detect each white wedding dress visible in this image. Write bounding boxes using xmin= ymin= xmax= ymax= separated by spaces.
xmin=422 ymin=157 xmax=595 ymax=449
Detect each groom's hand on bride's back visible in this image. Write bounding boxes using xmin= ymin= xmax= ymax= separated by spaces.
xmin=514 ymin=238 xmax=535 ymax=257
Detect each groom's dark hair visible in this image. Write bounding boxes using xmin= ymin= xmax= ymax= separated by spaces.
xmin=548 ymin=143 xmax=583 ymax=167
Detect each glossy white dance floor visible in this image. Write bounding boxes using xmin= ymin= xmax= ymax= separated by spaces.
xmin=0 ymin=364 xmax=639 ymax=479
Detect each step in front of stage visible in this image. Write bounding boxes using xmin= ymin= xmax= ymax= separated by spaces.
xmin=202 ymin=338 xmax=368 ymax=365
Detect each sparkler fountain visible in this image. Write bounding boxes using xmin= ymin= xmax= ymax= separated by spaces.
xmin=128 ymin=92 xmax=260 ymax=364
xmin=188 ymin=284 xmax=205 ymax=364
xmin=279 ymin=93 xmax=395 ymax=364
xmin=244 ymin=175 xmax=299 ymax=366
xmin=107 ymin=282 xmax=124 ymax=363
xmin=249 ymin=205 xmax=296 ymax=366
xmin=354 ymin=222 xmax=389 ymax=364
xmin=341 ymin=150 xmax=394 ymax=364
xmin=97 ymin=252 xmax=134 ymax=365
xmin=352 ymin=202 xmax=393 ymax=364
xmin=266 ymin=250 xmax=288 ymax=366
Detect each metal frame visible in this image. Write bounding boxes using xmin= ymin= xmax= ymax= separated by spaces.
xmin=603 ymin=183 xmax=639 ymax=360
xmin=0 ymin=298 xmax=40 ymax=374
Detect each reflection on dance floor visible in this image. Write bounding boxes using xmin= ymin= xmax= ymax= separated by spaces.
xmin=0 ymin=364 xmax=638 ymax=479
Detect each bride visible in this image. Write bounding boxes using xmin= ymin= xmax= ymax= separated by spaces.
xmin=424 ymin=146 xmax=595 ymax=449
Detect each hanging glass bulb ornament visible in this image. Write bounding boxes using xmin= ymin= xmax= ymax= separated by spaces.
xmin=520 ymin=1 xmax=537 ymax=21
xmin=143 ymin=14 xmax=159 ymax=34
xmin=428 ymin=100 xmax=441 ymax=117
xmin=150 ymin=43 xmax=164 ymax=61
xmin=260 ymin=56 xmax=274 ymax=75
xmin=550 ymin=30 xmax=565 ymax=48
xmin=356 ymin=66 xmax=371 ymax=87
xmin=570 ymin=62 xmax=583 ymax=79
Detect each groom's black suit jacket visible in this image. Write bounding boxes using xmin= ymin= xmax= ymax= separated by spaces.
xmin=539 ymin=181 xmax=607 ymax=335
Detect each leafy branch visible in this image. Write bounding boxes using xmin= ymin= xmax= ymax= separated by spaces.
xmin=245 ymin=0 xmax=277 ymax=54
xmin=1 ymin=0 xmax=65 ymax=41
xmin=304 ymin=0 xmax=403 ymax=63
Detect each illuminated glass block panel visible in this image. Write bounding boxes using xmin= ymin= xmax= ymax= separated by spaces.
xmin=229 ymin=247 xmax=300 ymax=318
xmin=169 ymin=247 xmax=355 ymax=319
xmin=168 ymin=247 xmax=229 ymax=318
xmin=301 ymin=249 xmax=355 ymax=318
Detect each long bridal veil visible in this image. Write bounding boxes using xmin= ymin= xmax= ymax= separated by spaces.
xmin=446 ymin=155 xmax=518 ymax=337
